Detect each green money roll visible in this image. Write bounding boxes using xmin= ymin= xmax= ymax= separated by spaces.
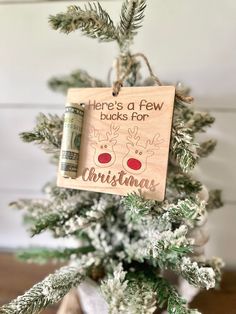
xmin=60 ymin=103 xmax=84 ymax=179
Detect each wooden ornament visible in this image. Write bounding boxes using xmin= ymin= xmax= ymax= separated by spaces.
xmin=57 ymin=86 xmax=175 ymax=201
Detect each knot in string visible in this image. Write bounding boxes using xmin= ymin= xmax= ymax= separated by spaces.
xmin=112 ymin=80 xmax=123 ymax=97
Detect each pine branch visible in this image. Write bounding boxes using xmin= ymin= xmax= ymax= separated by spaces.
xmin=123 ymin=193 xmax=205 ymax=228
xmin=11 ymin=191 xmax=109 ymax=238
xmin=10 ymin=199 xmax=49 ymax=215
xmin=167 ymin=172 xmax=202 ymax=195
xmin=177 ymin=257 xmax=216 ymax=289
xmin=122 ymin=192 xmax=156 ymax=221
xmin=125 ymin=282 xmax=157 ymax=314
xmin=11 ymin=189 xmax=105 ymax=239
xmin=30 ymin=193 xmax=114 ymax=237
xmin=186 ymin=112 xmax=215 ymax=133
xmin=197 ymin=139 xmax=217 ymax=158
xmin=155 ymin=276 xmax=200 ymax=314
xmin=10 ymin=197 xmax=80 ymax=237
xmin=48 ymin=69 xmax=106 ymax=94
xmin=20 ymin=113 xmax=63 ymax=156
xmin=117 ymin=0 xmax=146 ymax=47
xmin=171 ymin=121 xmax=198 ymax=172
xmin=17 ymin=246 xmax=95 ymax=264
xmin=17 ymin=197 xmax=87 ymax=237
xmin=49 ymin=3 xmax=118 ymax=42
xmin=30 ymin=211 xmax=64 ymax=236
xmin=206 ymin=189 xmax=224 ymax=211
xmin=43 ymin=181 xmax=80 ymax=202
xmin=101 ymin=264 xmax=157 ymax=314
xmin=29 ymin=204 xmax=90 ymax=237
xmin=102 ymin=264 xmax=199 ymax=314
xmin=160 ymin=198 xmax=206 ymax=229
xmin=204 ymin=257 xmax=224 ymax=288
xmin=101 ymin=264 xmax=128 ymax=313
xmin=155 ymin=226 xmax=192 ymax=267
xmin=57 ymin=194 xmax=116 ymax=237
xmin=124 ymin=225 xmax=192 ymax=266
xmin=0 ymin=265 xmax=85 ymax=314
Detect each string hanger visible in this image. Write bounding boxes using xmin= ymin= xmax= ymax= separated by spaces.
xmin=112 ymin=53 xmax=194 ymax=104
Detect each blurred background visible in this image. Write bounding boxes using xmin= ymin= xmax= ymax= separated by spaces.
xmin=0 ymin=0 xmax=235 ymax=269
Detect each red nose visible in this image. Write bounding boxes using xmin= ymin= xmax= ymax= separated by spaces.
xmin=98 ymin=153 xmax=112 ymax=164
xmin=127 ymin=158 xmax=142 ymax=170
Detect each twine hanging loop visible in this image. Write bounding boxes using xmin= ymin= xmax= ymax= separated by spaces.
xmin=112 ymin=52 xmax=194 ymax=104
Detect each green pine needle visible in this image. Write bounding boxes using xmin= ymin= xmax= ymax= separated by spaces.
xmin=197 ymin=139 xmax=217 ymax=158
xmin=185 ymin=111 xmax=215 ymax=133
xmin=156 ymin=276 xmax=200 ymax=314
xmin=20 ymin=113 xmax=63 ymax=155
xmin=49 ymin=3 xmax=118 ymax=42
xmin=117 ymin=0 xmax=146 ymax=46
xmin=122 ymin=192 xmax=156 ymax=220
xmin=167 ymin=172 xmax=202 ymax=195
xmin=0 ymin=265 xmax=85 ymax=314
xmin=48 ymin=69 xmax=106 ymax=94
xmin=17 ymin=247 xmax=95 ymax=264
xmin=171 ymin=121 xmax=198 ymax=172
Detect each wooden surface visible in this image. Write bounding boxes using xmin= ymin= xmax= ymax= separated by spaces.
xmin=0 ymin=253 xmax=59 ymax=314
xmin=0 ymin=253 xmax=236 ymax=314
xmin=58 ymin=86 xmax=175 ymax=201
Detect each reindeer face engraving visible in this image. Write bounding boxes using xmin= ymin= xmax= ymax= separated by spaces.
xmin=122 ymin=126 xmax=163 ymax=175
xmin=89 ymin=124 xmax=119 ymax=168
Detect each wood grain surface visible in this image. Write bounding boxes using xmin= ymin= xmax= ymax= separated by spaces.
xmin=0 ymin=253 xmax=59 ymax=314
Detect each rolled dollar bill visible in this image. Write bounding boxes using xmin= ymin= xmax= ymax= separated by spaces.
xmin=60 ymin=103 xmax=84 ymax=179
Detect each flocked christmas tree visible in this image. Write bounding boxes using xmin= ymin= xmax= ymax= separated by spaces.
xmin=0 ymin=1 xmax=224 ymax=314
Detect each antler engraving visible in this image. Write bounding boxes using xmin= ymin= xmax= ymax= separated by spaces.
xmin=89 ymin=127 xmax=100 ymax=143
xmin=127 ymin=126 xmax=140 ymax=146
xmin=123 ymin=126 xmax=163 ymax=175
xmin=145 ymin=133 xmax=163 ymax=150
xmin=89 ymin=124 xmax=119 ymax=168
xmin=106 ymin=124 xmax=120 ymax=143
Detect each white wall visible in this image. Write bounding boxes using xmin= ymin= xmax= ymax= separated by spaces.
xmin=0 ymin=0 xmax=235 ymax=266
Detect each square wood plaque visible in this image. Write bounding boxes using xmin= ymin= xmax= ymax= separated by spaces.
xmin=57 ymin=86 xmax=175 ymax=201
